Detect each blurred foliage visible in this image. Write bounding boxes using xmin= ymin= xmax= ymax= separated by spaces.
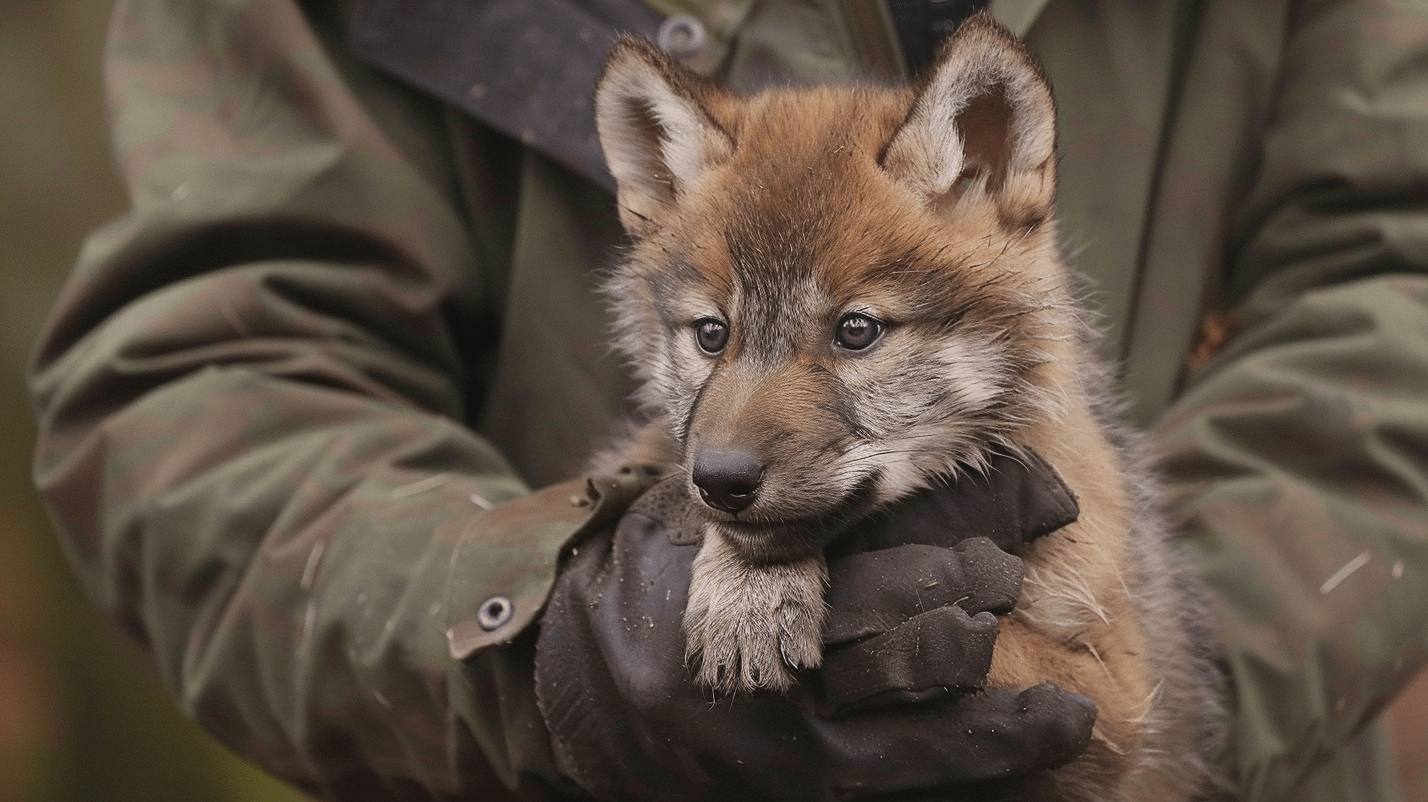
xmin=0 ymin=1 xmax=309 ymax=799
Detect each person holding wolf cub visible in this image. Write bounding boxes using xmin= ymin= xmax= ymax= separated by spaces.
xmin=27 ymin=0 xmax=1428 ymax=799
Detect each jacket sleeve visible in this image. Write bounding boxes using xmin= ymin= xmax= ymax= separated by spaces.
xmin=1153 ymin=1 xmax=1428 ymax=798
xmin=28 ymin=0 xmax=595 ymax=797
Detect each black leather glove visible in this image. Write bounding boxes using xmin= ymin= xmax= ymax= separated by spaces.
xmin=535 ymin=452 xmax=1093 ymax=801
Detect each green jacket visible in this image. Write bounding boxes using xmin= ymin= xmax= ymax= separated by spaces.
xmin=28 ymin=0 xmax=1428 ymax=799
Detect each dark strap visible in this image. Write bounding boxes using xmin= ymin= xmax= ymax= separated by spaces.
xmin=885 ymin=0 xmax=990 ymax=75
xmin=349 ymin=0 xmax=665 ymax=194
xmin=349 ymin=0 xmax=994 ymax=189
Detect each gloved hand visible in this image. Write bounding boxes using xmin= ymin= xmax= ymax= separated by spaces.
xmin=535 ymin=452 xmax=1095 ymax=801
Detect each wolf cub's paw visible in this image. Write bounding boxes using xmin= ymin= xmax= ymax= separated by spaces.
xmin=684 ymin=528 xmax=828 ymax=695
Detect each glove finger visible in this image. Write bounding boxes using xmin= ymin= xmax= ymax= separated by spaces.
xmin=824 ymin=538 xmax=1021 ymax=647
xmin=816 ymin=684 xmax=1097 ymax=796
xmin=818 ymin=605 xmax=998 ymax=711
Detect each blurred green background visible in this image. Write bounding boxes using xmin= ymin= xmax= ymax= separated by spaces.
xmin=0 ymin=1 xmax=1424 ymax=801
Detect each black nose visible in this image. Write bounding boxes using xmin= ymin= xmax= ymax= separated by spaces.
xmin=692 ymin=447 xmax=763 ymax=514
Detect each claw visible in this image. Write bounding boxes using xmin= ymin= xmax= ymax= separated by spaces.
xmin=781 ymin=643 xmax=800 ymax=670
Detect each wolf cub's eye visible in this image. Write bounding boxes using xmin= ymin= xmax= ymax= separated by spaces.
xmin=694 ymin=318 xmax=730 ymax=354
xmin=834 ymin=313 xmax=884 ymax=351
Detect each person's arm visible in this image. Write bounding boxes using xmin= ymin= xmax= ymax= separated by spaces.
xmin=1155 ymin=1 xmax=1428 ymax=797
xmin=28 ymin=1 xmax=588 ymax=796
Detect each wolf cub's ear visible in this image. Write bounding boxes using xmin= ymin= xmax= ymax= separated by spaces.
xmin=595 ymin=36 xmax=733 ymax=237
xmin=883 ymin=13 xmax=1056 ymax=221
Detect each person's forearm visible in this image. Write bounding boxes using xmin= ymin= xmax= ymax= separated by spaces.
xmin=30 ymin=0 xmax=577 ymax=795
xmin=1154 ymin=1 xmax=1428 ymax=796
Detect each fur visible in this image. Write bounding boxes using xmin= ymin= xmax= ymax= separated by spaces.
xmin=591 ymin=14 xmax=1220 ymax=800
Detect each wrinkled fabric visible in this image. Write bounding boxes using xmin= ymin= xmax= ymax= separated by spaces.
xmin=26 ymin=0 xmax=1428 ymax=799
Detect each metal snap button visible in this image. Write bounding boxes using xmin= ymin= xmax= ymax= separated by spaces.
xmin=656 ymin=15 xmax=707 ymax=58
xmin=477 ymin=595 xmax=514 ymax=631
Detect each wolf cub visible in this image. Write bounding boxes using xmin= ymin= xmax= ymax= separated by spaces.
xmin=591 ymin=13 xmax=1218 ymax=800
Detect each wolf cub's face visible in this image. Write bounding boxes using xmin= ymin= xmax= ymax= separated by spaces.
xmin=597 ymin=20 xmax=1076 ymax=561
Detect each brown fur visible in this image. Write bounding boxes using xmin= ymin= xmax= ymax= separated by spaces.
xmin=591 ymin=14 xmax=1219 ymax=800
